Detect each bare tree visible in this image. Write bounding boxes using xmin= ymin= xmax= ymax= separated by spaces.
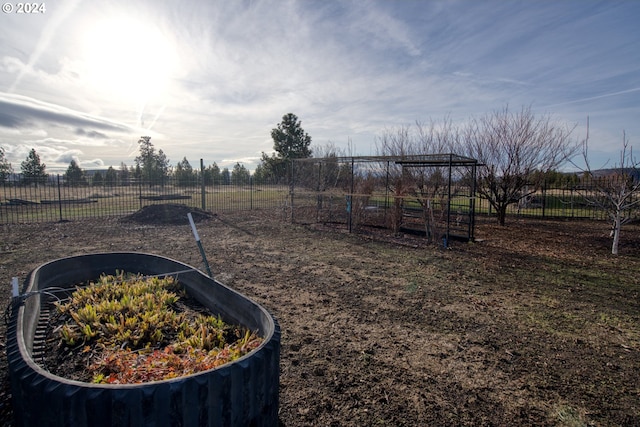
xmin=412 ymin=117 xmax=459 ymax=240
xmin=309 ymin=142 xmax=348 ymax=191
xmin=459 ymin=105 xmax=578 ymax=225
xmin=577 ymin=129 xmax=639 ymax=255
xmin=375 ymin=119 xmax=457 ymax=240
xmin=375 ymin=125 xmax=416 ymax=234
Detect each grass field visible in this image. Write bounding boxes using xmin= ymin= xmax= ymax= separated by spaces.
xmin=1 ymin=181 xmax=633 ymax=228
xmin=0 ymin=183 xmax=290 ymax=223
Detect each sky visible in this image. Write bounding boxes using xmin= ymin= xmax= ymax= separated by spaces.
xmin=1 ymin=0 xmax=639 ymax=173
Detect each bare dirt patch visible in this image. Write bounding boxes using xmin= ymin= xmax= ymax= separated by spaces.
xmin=121 ymin=203 xmax=213 ymax=225
xmin=1 ymin=208 xmax=639 ymax=426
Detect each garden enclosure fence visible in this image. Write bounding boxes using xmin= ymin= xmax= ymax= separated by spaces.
xmin=1 ymin=171 xmax=638 ymax=228
xmin=289 ymin=155 xmax=639 ymax=241
xmin=290 ymin=155 xmax=479 ymax=242
xmin=0 ymin=175 xmax=289 ymax=224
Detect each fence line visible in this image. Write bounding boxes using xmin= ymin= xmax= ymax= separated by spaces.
xmin=495 ymin=184 xmax=634 ymax=221
xmin=0 ymin=175 xmax=289 ymax=224
xmin=290 ymin=180 xmax=638 ymax=232
xmin=1 ymin=175 xmax=637 ymax=225
xmin=485 ymin=186 xmax=611 ymax=221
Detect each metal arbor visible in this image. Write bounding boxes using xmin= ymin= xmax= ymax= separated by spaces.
xmin=290 ymin=154 xmax=478 ymax=243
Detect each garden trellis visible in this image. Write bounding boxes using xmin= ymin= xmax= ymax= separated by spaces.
xmin=290 ymin=154 xmax=478 ymax=243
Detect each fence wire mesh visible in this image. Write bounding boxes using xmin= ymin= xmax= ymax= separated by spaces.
xmin=290 ymin=155 xmax=478 ymax=241
xmin=289 ymin=156 xmax=639 ymax=241
xmin=0 ymin=175 xmax=289 ymax=224
xmin=1 ymin=171 xmax=638 ymax=226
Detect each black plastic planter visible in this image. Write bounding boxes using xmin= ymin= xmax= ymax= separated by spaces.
xmin=6 ymin=252 xmax=280 ymax=427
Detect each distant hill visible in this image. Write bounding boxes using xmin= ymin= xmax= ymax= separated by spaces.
xmin=589 ymin=168 xmax=640 ymax=180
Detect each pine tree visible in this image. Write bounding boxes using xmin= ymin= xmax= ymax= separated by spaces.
xmin=260 ymin=113 xmax=312 ymax=182
xmin=21 ymin=148 xmax=47 ymax=186
xmin=0 ymin=146 xmax=13 ymax=182
xmin=64 ymin=160 xmax=86 ymax=186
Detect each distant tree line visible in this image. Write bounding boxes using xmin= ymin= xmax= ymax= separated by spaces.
xmin=0 ymin=147 xmax=51 ymax=187
xmin=1 ymin=108 xmax=635 ymax=235
xmin=0 ymin=113 xmax=313 ymax=188
xmin=0 ymin=110 xmax=628 ymax=202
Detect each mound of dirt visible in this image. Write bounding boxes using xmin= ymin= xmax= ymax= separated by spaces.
xmin=121 ymin=204 xmax=214 ymax=225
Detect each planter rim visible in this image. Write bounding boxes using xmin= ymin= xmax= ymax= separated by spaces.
xmin=13 ymin=251 xmax=277 ymax=389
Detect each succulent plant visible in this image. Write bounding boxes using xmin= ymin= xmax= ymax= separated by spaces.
xmin=54 ymin=272 xmax=262 ymax=383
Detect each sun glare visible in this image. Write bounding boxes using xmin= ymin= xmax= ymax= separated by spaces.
xmin=82 ymin=16 xmax=176 ymax=103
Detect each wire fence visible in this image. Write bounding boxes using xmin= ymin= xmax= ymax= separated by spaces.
xmin=290 ymin=182 xmax=624 ymax=237
xmin=289 ymin=156 xmax=639 ymax=243
xmin=0 ymin=175 xmax=290 ymax=224
xmin=495 ymin=185 xmax=611 ymax=220
xmin=290 ymin=155 xmax=479 ymax=242
xmin=291 ymin=178 xmax=639 ymax=233
xmin=1 ymin=174 xmax=637 ymax=225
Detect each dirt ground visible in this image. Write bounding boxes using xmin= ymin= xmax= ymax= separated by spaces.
xmin=1 ymin=206 xmax=639 ymax=426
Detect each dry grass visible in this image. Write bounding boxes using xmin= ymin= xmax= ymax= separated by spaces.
xmin=1 ymin=211 xmax=639 ymax=426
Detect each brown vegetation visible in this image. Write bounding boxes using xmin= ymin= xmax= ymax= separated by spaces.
xmin=1 ymin=207 xmax=639 ymax=426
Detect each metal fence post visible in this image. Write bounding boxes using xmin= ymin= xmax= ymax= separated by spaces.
xmin=57 ymin=174 xmax=63 ymax=222
xmin=348 ymin=158 xmax=354 ymax=233
xmin=542 ymin=181 xmax=547 ymax=219
xmin=200 ymin=159 xmax=206 ymax=211
xmin=290 ymin=159 xmax=295 ymax=223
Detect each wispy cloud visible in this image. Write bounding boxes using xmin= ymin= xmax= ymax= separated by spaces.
xmin=0 ymin=92 xmax=136 ymax=134
xmin=1 ymin=0 xmax=639 ymax=171
xmin=7 ymin=0 xmax=83 ymax=93
xmin=544 ymin=88 xmax=640 ymax=108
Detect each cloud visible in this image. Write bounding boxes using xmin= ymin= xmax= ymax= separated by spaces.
xmin=7 ymin=0 xmax=83 ymax=92
xmin=346 ymin=1 xmax=421 ymax=58
xmin=53 ymin=150 xmax=106 ymax=170
xmin=54 ymin=149 xmax=83 ymax=164
xmin=75 ymin=128 xmax=108 ymax=139
xmin=1 ymin=0 xmax=639 ymax=174
xmin=82 ymin=158 xmax=105 ymax=168
xmin=0 ymin=92 xmax=137 ymax=135
xmin=543 ymin=87 xmax=640 ymax=109
xmin=4 ymin=135 xmax=130 ymax=172
xmin=0 ymin=110 xmax=22 ymax=128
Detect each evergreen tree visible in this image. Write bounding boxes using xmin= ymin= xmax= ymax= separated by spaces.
xmin=175 ymin=157 xmax=194 ymax=186
xmin=64 ymin=160 xmax=86 ymax=186
xmin=221 ymin=168 xmax=231 ymax=185
xmin=231 ymin=162 xmax=250 ymax=185
xmin=105 ymin=166 xmax=117 ymax=186
xmin=134 ymin=136 xmax=170 ymax=184
xmin=118 ymin=162 xmax=130 ymax=185
xmin=252 ymin=163 xmax=267 ymax=185
xmin=157 ymin=149 xmax=170 ymax=184
xmin=260 ymin=113 xmax=312 ymax=182
xmin=204 ymin=163 xmax=221 ymax=185
xmin=21 ymin=148 xmax=47 ymax=186
xmin=93 ymin=171 xmax=104 ymax=187
xmin=133 ymin=164 xmax=142 ymax=180
xmin=0 ymin=146 xmax=12 ymax=183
